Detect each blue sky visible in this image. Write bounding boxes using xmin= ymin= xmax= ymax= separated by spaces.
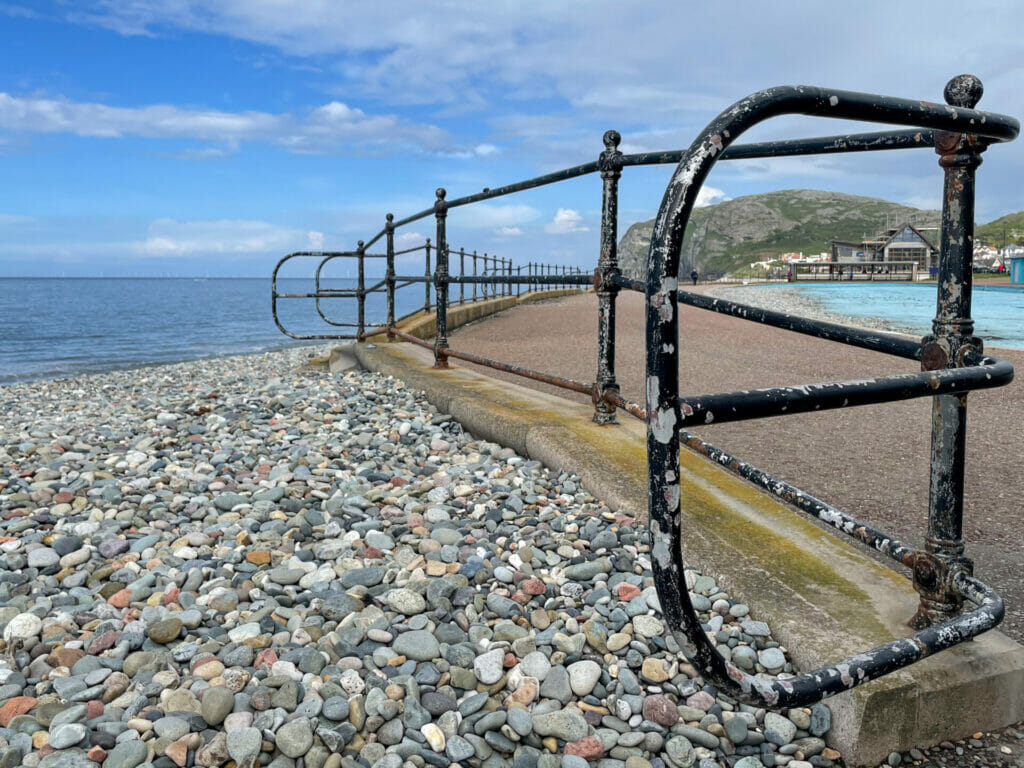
xmin=3 ymin=1 xmax=1024 ymax=277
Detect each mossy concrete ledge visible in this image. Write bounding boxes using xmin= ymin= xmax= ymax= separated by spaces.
xmin=351 ymin=341 xmax=1024 ymax=767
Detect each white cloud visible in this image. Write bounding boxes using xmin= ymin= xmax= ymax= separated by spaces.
xmin=495 ymin=226 xmax=522 ymax=236
xmin=474 ymin=144 xmax=497 ymax=156
xmin=395 ymin=231 xmax=427 ymax=247
xmin=545 ymin=208 xmax=588 ymax=234
xmin=307 ymin=231 xmax=325 ymax=249
xmin=456 ymin=204 xmax=538 ymax=229
xmin=133 ymin=218 xmax=311 ymax=256
xmin=695 ymin=186 xmax=729 ymax=208
xmin=0 ymin=92 xmax=452 ymax=155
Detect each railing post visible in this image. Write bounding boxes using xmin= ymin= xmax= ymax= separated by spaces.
xmin=385 ymin=215 xmax=396 ymax=341
xmin=483 ymin=253 xmax=489 ymax=300
xmin=460 ymin=248 xmax=465 ymax=305
xmin=594 ymin=129 xmax=623 ymax=423
xmin=912 ymin=75 xmax=987 ymax=629
xmin=356 ymin=240 xmax=366 ymax=340
xmin=505 ymin=258 xmax=511 ymax=297
xmin=516 ymin=265 xmax=522 ymax=298
xmin=472 ymin=250 xmax=478 ymax=302
xmin=424 ymin=238 xmax=432 ymax=313
xmin=433 ymin=188 xmax=450 ymax=368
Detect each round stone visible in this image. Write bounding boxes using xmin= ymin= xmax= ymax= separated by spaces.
xmin=632 ymin=615 xmax=664 ymax=638
xmin=48 ymin=722 xmax=87 ymax=749
xmin=385 ymin=588 xmax=426 ymax=615
xmin=227 ymin=727 xmax=262 ymax=765
xmin=201 ymin=687 xmax=235 ymax=726
xmin=474 ymin=648 xmax=505 ymax=685
xmin=147 ymin=617 xmax=183 ymax=644
xmin=3 ymin=613 xmax=42 ymax=643
xmin=393 ymin=629 xmax=440 ymax=661
xmin=758 ymin=647 xmax=786 ymax=672
xmin=566 ymin=660 xmax=601 ymax=696
xmin=27 ymin=548 xmax=59 ymax=568
xmin=276 ymin=719 xmax=313 ymax=758
xmin=665 ymin=736 xmax=696 ymax=768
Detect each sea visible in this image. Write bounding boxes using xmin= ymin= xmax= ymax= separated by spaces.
xmin=3 ymin=278 xmax=1022 ymax=385
xmin=759 ymin=282 xmax=1024 ymax=349
xmin=0 ymin=278 xmax=433 ymax=384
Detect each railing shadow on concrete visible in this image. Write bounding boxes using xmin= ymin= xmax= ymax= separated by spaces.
xmin=272 ymin=74 xmax=1020 ymax=709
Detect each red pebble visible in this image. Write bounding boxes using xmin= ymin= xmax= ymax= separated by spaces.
xmin=521 ymin=578 xmax=546 ymax=596
xmin=254 ymin=649 xmax=279 ymax=669
xmin=86 ymin=700 xmax=104 ymax=719
xmin=107 ymin=589 xmax=131 ymax=609
xmin=363 ymin=546 xmax=383 ymax=559
xmin=164 ymin=587 xmax=180 ymax=605
xmin=503 ymin=652 xmax=517 ymax=668
xmin=565 ymin=736 xmax=605 ymax=759
xmin=55 ymin=491 xmax=74 ymax=504
xmin=88 ymin=746 xmax=107 ymax=762
xmin=615 ymin=583 xmax=641 ymax=601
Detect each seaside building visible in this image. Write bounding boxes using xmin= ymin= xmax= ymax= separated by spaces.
xmin=829 ymin=222 xmax=939 ymax=272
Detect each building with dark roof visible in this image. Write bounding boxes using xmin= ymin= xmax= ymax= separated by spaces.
xmin=830 ymin=223 xmax=939 ymax=270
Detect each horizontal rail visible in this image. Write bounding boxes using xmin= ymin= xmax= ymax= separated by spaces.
xmin=447 ymin=274 xmax=592 ymax=286
xmin=391 ymin=330 xmax=595 ymax=395
xmin=609 ymin=274 xmax=646 ymax=292
xmin=678 ymin=289 xmax=924 ymax=360
xmin=677 ymin=358 xmax=1013 ymax=426
xmin=619 ymin=129 xmax=937 ymax=168
xmin=678 ymin=428 xmax=917 ymax=563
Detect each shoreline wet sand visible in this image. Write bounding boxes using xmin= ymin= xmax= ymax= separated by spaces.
xmin=446 ymin=287 xmax=1024 ymax=645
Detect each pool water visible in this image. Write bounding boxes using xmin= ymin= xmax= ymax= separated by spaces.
xmin=785 ymin=283 xmax=1024 ymax=349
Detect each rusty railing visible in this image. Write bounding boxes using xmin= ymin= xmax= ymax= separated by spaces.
xmin=271 ymin=74 xmax=1019 ymax=708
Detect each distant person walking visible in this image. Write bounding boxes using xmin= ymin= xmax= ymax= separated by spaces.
xmin=690 ymin=269 xmax=699 ymax=286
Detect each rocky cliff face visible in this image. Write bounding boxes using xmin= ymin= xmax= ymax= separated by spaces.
xmin=617 ymin=189 xmax=941 ymax=278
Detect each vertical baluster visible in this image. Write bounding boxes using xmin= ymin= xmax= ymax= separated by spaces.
xmin=433 ymin=188 xmax=449 ymax=368
xmin=356 ymin=240 xmax=366 ymax=340
xmin=460 ymin=248 xmax=465 ymax=305
xmin=424 ymin=238 xmax=432 ymax=313
xmin=913 ymin=75 xmax=986 ymax=628
xmin=594 ymin=130 xmax=623 ymax=423
xmin=473 ymin=250 xmax=478 ymax=302
xmin=385 ymin=214 xmax=395 ymax=341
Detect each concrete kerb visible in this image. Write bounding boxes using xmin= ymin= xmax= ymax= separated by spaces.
xmin=350 ymin=340 xmax=1024 ymax=766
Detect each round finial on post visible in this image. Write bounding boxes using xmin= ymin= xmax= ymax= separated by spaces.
xmin=357 ymin=240 xmax=365 ymax=252
xmin=603 ymin=130 xmax=621 ymax=150
xmin=386 ymin=212 xmax=394 ymax=223
xmin=435 ymin=188 xmax=446 ymax=201
xmin=944 ymin=74 xmax=983 ymax=108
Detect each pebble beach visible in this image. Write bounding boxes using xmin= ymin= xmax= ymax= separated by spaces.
xmin=0 ymin=347 xmax=839 ymax=768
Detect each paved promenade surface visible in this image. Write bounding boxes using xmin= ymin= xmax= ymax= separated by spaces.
xmin=447 ymin=289 xmax=1024 ymax=645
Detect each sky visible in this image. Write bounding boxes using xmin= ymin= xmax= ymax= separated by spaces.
xmin=3 ymin=1 xmax=1024 ymax=277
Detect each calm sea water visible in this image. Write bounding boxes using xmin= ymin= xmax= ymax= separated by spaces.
xmin=780 ymin=283 xmax=1024 ymax=349
xmin=0 ymin=278 xmax=434 ymax=384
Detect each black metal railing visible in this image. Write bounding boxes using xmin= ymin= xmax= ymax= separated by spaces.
xmin=271 ymin=74 xmax=1019 ymax=709
xmin=273 ymin=235 xmax=585 ymax=342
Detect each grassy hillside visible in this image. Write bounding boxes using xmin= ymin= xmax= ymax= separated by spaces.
xmin=976 ymin=211 xmax=1024 ymax=248
xmin=617 ymin=189 xmax=941 ymax=278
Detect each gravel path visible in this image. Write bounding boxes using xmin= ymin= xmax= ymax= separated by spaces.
xmin=1 ymin=348 xmax=841 ymax=768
